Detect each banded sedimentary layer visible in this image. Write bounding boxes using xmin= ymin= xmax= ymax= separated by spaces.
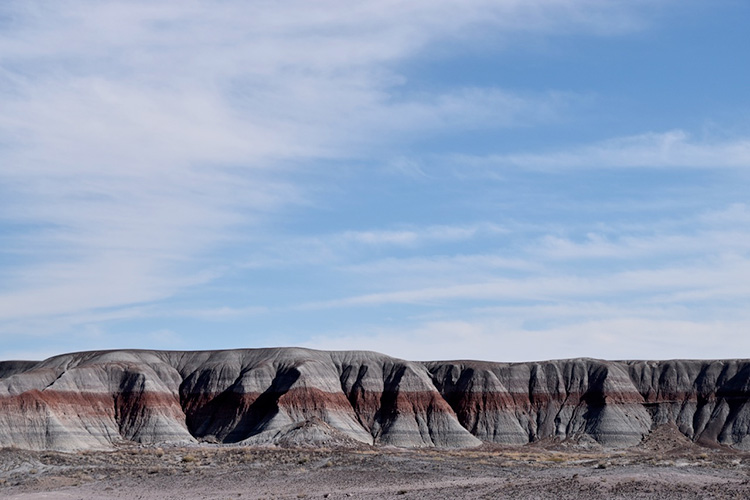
xmin=1 ymin=348 xmax=749 ymax=451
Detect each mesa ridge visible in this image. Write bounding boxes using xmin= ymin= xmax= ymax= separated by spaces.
xmin=1 ymin=347 xmax=749 ymax=451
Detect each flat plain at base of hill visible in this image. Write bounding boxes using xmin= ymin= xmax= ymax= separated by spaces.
xmin=2 ymin=443 xmax=750 ymax=500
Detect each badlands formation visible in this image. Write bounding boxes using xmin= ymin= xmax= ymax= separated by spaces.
xmin=1 ymin=348 xmax=750 ymax=451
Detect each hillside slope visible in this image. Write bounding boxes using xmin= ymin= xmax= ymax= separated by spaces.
xmin=1 ymin=348 xmax=749 ymax=450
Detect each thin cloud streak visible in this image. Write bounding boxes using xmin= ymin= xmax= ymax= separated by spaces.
xmin=341 ymin=222 xmax=506 ymax=247
xmin=298 ymin=258 xmax=750 ymax=310
xmin=461 ymin=130 xmax=750 ymax=171
xmin=297 ymin=200 xmax=750 ymax=360
xmin=296 ymin=205 xmax=750 ymax=308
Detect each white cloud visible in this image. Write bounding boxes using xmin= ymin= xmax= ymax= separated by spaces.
xmin=295 ymin=205 xmax=750 ymax=363
xmin=341 ymin=254 xmax=538 ymax=277
xmin=466 ymin=130 xmax=750 ymax=171
xmin=0 ymin=0 xmax=683 ymax=342
xmin=164 ymin=306 xmax=269 ymax=321
xmin=536 ymin=230 xmax=750 ymax=261
xmin=341 ymin=222 xmax=505 ymax=246
xmin=237 ymin=222 xmax=509 ymax=272
xmin=295 ymin=199 xmax=750 ymax=361
xmin=299 ymin=254 xmax=750 ymax=309
xmin=303 ymin=316 xmax=750 ymax=362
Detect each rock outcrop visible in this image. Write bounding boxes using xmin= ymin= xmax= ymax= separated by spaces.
xmin=1 ymin=348 xmax=749 ymax=451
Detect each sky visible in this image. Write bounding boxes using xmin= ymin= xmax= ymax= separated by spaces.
xmin=1 ymin=0 xmax=749 ymax=362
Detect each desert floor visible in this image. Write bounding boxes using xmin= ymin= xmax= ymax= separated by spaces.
xmin=3 ymin=436 xmax=750 ymax=499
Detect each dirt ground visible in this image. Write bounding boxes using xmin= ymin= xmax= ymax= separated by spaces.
xmin=2 ymin=441 xmax=750 ymax=499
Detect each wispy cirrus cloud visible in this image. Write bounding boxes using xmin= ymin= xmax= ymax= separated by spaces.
xmin=4 ymin=1 xmax=630 ymax=335
xmin=298 ymin=203 xmax=750 ymax=360
xmin=1 ymin=0 xmax=715 ymax=363
xmin=459 ymin=130 xmax=750 ymax=171
xmin=341 ymin=222 xmax=505 ymax=246
xmin=237 ymin=222 xmax=508 ymax=271
xmin=303 ymin=316 xmax=750 ymax=362
xmin=299 ymin=256 xmax=750 ymax=310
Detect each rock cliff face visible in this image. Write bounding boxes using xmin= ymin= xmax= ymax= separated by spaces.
xmin=1 ymin=348 xmax=749 ymax=451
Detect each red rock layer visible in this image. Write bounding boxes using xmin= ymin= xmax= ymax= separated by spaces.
xmin=2 ymin=349 xmax=750 ymax=450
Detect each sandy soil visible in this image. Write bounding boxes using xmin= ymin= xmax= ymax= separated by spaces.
xmin=2 ymin=440 xmax=750 ymax=499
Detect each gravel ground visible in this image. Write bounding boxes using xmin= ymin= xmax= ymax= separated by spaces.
xmin=2 ymin=443 xmax=750 ymax=499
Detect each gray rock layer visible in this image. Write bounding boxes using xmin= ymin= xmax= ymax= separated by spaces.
xmin=1 ymin=349 xmax=749 ymax=451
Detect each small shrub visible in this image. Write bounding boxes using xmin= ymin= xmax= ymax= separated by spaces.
xmin=182 ymin=454 xmax=196 ymax=463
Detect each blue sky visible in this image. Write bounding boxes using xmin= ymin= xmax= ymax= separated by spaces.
xmin=1 ymin=0 xmax=749 ymax=361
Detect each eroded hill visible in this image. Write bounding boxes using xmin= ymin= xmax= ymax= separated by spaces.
xmin=1 ymin=348 xmax=749 ymax=450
